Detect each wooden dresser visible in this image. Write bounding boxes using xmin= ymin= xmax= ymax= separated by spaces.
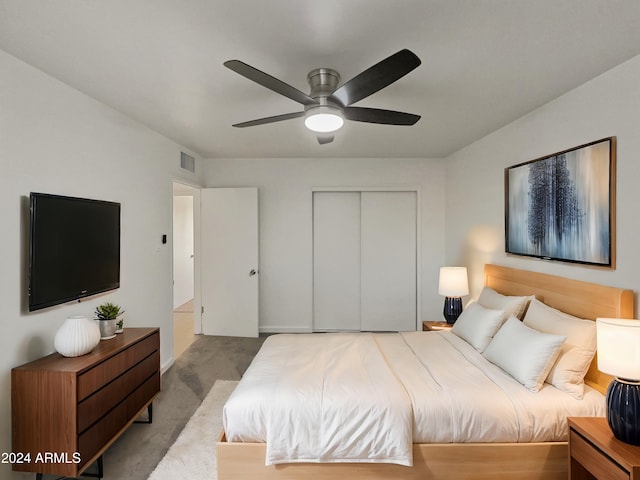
xmin=11 ymin=327 xmax=160 ymax=477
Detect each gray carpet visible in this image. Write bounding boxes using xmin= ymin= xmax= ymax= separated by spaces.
xmin=37 ymin=334 xmax=265 ymax=480
xmin=147 ymin=380 xmax=238 ymax=479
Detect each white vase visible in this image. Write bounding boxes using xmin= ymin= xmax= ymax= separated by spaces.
xmin=54 ymin=315 xmax=101 ymax=357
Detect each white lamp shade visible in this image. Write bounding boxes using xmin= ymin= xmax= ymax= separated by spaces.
xmin=597 ymin=318 xmax=640 ymax=381
xmin=438 ymin=267 xmax=469 ymax=297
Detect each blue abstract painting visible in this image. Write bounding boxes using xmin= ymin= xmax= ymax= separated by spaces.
xmin=505 ymin=138 xmax=614 ymax=267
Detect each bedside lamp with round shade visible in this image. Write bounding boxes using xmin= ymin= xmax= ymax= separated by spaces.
xmin=438 ymin=267 xmax=469 ymax=324
xmin=596 ymin=317 xmax=640 ymax=445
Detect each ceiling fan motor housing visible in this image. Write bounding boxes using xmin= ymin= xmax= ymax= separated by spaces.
xmin=307 ymin=68 xmax=341 ymax=101
xmin=307 ymin=68 xmax=343 ymax=113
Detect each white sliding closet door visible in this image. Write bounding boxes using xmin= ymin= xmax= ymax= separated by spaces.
xmin=360 ymin=192 xmax=416 ymax=331
xmin=313 ymin=192 xmax=361 ymax=331
xmin=313 ymin=190 xmax=417 ymax=332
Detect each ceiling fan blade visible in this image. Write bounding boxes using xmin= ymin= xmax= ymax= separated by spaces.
xmin=224 ymin=60 xmax=318 ymax=106
xmin=232 ymin=111 xmax=305 ymax=128
xmin=343 ymin=106 xmax=420 ymax=125
xmin=329 ymin=49 xmax=421 ymax=107
xmin=317 ymin=135 xmax=334 ymax=145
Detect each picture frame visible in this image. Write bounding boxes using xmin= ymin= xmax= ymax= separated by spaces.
xmin=504 ymin=137 xmax=616 ymax=268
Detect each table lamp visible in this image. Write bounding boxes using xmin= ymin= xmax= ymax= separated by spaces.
xmin=596 ymin=317 xmax=640 ymax=445
xmin=438 ymin=267 xmax=469 ymax=324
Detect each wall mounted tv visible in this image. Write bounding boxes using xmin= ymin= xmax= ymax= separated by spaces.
xmin=29 ymin=193 xmax=121 ymax=311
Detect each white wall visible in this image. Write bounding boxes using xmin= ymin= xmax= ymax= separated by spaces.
xmin=0 ymin=50 xmax=204 ymax=478
xmin=204 ymin=157 xmax=446 ymax=332
xmin=445 ymin=53 xmax=640 ymax=314
xmin=173 ymin=195 xmax=195 ymax=308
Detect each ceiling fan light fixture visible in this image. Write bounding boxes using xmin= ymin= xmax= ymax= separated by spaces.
xmin=304 ymin=106 xmax=344 ymax=133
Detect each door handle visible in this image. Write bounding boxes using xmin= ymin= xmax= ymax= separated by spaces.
xmin=249 ymin=269 xmax=258 ymax=276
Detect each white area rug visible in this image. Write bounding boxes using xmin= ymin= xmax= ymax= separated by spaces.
xmin=148 ymin=380 xmax=238 ymax=480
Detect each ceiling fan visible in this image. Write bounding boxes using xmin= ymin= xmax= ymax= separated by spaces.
xmin=224 ymin=49 xmax=422 ymax=144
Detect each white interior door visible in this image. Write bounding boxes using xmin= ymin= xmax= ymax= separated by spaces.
xmin=360 ymin=192 xmax=416 ymax=331
xmin=201 ymin=187 xmax=259 ymax=337
xmin=313 ymin=192 xmax=361 ymax=331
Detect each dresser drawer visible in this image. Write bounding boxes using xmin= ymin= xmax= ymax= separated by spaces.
xmin=570 ymin=429 xmax=628 ymax=480
xmin=77 ymin=373 xmax=160 ymax=469
xmin=77 ymin=351 xmax=159 ymax=433
xmin=77 ymin=332 xmax=159 ymax=400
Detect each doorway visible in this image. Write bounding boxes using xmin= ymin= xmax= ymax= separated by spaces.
xmin=172 ymin=182 xmax=201 ymax=359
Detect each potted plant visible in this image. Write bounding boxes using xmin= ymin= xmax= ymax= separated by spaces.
xmin=95 ymin=302 xmax=124 ymax=339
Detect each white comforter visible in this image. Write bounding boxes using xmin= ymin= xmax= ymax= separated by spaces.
xmin=223 ymin=331 xmax=605 ymax=466
xmin=382 ymin=332 xmax=605 ymax=443
xmin=223 ymin=333 xmax=413 ymax=465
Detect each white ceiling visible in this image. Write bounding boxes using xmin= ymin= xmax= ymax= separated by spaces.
xmin=2 ymin=1 xmax=640 ymax=159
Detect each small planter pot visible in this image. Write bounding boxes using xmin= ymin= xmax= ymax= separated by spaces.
xmin=97 ymin=318 xmax=117 ymax=340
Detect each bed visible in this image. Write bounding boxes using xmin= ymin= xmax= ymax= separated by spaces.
xmin=217 ymin=264 xmax=634 ymax=480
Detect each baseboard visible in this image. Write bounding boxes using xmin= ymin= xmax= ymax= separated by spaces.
xmin=161 ymin=357 xmax=174 ymax=375
xmin=259 ymin=326 xmax=313 ymax=334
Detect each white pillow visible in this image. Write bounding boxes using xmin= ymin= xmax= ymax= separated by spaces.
xmin=483 ymin=316 xmax=566 ymax=392
xmin=523 ymin=299 xmax=596 ymax=399
xmin=451 ymin=302 xmax=505 ymax=353
xmin=477 ymin=287 xmax=533 ymax=320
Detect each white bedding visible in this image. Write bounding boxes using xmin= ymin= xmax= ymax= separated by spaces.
xmin=223 ymin=333 xmax=413 ymax=465
xmin=223 ymin=331 xmax=605 ymax=466
xmin=389 ymin=332 xmax=605 ymax=443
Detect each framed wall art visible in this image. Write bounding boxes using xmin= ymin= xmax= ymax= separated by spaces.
xmin=505 ymin=137 xmax=616 ymax=268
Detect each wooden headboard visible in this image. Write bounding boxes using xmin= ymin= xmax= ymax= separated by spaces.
xmin=484 ymin=264 xmax=634 ymax=394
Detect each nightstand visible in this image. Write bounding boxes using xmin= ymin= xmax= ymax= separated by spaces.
xmin=422 ymin=321 xmax=453 ymax=332
xmin=568 ymin=417 xmax=640 ymax=480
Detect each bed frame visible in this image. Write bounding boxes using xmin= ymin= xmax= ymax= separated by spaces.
xmin=217 ymin=264 xmax=634 ymax=480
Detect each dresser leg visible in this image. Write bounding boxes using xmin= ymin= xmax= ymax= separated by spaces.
xmin=134 ymin=402 xmax=153 ymax=424
xmin=81 ymin=455 xmax=103 ymax=478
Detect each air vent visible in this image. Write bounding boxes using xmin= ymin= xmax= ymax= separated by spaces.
xmin=180 ymin=152 xmax=195 ymax=173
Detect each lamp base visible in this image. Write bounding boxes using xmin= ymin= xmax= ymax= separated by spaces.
xmin=606 ymin=378 xmax=640 ymax=445
xmin=442 ymin=297 xmax=463 ymax=325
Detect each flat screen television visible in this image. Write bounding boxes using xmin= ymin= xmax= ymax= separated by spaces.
xmin=29 ymin=193 xmax=121 ymax=311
